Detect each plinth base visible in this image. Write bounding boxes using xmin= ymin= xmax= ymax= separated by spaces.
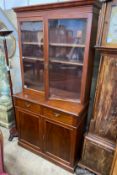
xmin=79 ymin=133 xmax=115 ymax=175
xmin=0 ymin=101 xmax=14 ymax=128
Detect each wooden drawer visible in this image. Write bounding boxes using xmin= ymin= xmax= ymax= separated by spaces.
xmin=42 ymin=107 xmax=78 ymax=126
xmin=14 ymin=98 xmax=41 ymax=114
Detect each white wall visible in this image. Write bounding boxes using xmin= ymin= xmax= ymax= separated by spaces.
xmin=0 ymin=0 xmax=4 ymax=9
xmin=0 ymin=0 xmax=65 ymax=10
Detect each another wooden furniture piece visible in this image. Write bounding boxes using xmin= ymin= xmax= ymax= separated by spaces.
xmin=13 ymin=0 xmax=101 ymax=172
xmin=110 ymin=145 xmax=117 ymax=175
xmin=80 ymin=0 xmax=117 ymax=174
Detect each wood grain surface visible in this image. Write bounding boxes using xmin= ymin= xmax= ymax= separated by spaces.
xmin=90 ymin=55 xmax=117 ymax=143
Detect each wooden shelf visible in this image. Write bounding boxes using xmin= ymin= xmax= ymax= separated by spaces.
xmin=24 ymin=80 xmax=44 ymax=91
xmin=50 ymin=59 xmax=83 ymax=66
xmin=22 ymin=56 xmax=43 ymax=61
xmin=49 ymin=43 xmax=85 ymax=48
xmin=50 ymin=88 xmax=80 ymax=102
xmin=22 ymin=42 xmax=43 ymax=45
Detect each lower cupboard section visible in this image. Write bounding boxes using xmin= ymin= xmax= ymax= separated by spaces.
xmin=15 ymin=108 xmax=85 ymax=172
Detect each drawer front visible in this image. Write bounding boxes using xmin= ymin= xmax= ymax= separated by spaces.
xmin=43 ymin=107 xmax=77 ymax=126
xmin=14 ymin=98 xmax=41 ymax=114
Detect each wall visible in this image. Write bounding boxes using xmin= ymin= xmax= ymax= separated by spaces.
xmin=0 ymin=8 xmax=22 ymax=94
xmin=0 ymin=0 xmax=65 ymax=9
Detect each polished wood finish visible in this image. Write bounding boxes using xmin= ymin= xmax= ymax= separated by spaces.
xmin=13 ymin=0 xmax=100 ymax=172
xmin=43 ymin=120 xmax=72 ymax=162
xmin=13 ymin=92 xmax=87 ymax=116
xmin=14 ymin=93 xmax=87 ymax=172
xmin=15 ymin=98 xmax=41 ymax=114
xmin=14 ymin=0 xmax=101 ymax=13
xmin=16 ymin=110 xmax=41 ymax=148
xmin=42 ymin=107 xmax=78 ymax=126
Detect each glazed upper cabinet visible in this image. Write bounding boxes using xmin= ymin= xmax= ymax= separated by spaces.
xmin=14 ymin=0 xmax=101 ymax=172
xmin=18 ymin=10 xmax=97 ymax=103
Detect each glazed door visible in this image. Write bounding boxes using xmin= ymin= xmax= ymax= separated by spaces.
xmin=47 ymin=15 xmax=91 ymax=102
xmin=16 ymin=109 xmax=42 ymax=149
xmin=20 ymin=20 xmax=44 ymax=91
xmin=43 ymin=118 xmax=73 ymax=164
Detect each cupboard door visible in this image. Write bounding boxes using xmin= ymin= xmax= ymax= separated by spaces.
xmin=16 ymin=110 xmax=41 ymax=148
xmin=20 ymin=21 xmax=44 ymax=91
xmin=48 ymin=18 xmax=87 ymax=102
xmin=43 ymin=119 xmax=73 ymax=163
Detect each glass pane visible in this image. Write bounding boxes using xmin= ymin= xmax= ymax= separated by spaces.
xmin=49 ymin=19 xmax=87 ymax=101
xmin=49 ymin=19 xmax=87 ymax=44
xmin=23 ymin=59 xmax=44 ymax=91
xmin=49 ymin=63 xmax=82 ymax=100
xmin=20 ymin=21 xmax=44 ymax=91
xmin=49 ymin=46 xmax=84 ymax=64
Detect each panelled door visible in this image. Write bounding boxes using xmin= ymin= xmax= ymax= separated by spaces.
xmin=16 ymin=109 xmax=42 ymax=150
xmin=43 ymin=118 xmax=74 ymax=164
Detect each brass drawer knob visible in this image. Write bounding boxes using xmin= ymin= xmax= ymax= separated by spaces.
xmin=54 ymin=112 xmax=60 ymax=117
xmin=25 ymin=102 xmax=31 ymax=108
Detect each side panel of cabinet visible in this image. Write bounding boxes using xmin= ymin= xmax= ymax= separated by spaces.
xmin=15 ymin=109 xmax=42 ymax=149
xmin=43 ymin=118 xmax=74 ymax=164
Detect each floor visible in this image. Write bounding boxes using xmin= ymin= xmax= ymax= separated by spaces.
xmin=0 ymin=126 xmax=94 ymax=175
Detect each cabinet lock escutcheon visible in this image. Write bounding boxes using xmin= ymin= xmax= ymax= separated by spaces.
xmin=44 ymin=63 xmax=48 ymax=69
xmin=25 ymin=102 xmax=31 ymax=108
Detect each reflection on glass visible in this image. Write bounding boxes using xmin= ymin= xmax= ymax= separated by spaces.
xmin=21 ymin=21 xmax=43 ymax=43
xmin=22 ymin=44 xmax=43 ymax=58
xmin=21 ymin=21 xmax=44 ymax=91
xmin=49 ymin=63 xmax=82 ymax=100
xmin=49 ymin=19 xmax=87 ymax=101
xmin=49 ymin=46 xmax=84 ymax=63
xmin=23 ymin=59 xmax=44 ymax=91
xmin=49 ymin=19 xmax=87 ymax=44
xmin=21 ymin=21 xmax=43 ymax=58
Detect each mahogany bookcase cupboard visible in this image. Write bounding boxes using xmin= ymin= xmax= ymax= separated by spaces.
xmin=13 ymin=0 xmax=100 ymax=172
